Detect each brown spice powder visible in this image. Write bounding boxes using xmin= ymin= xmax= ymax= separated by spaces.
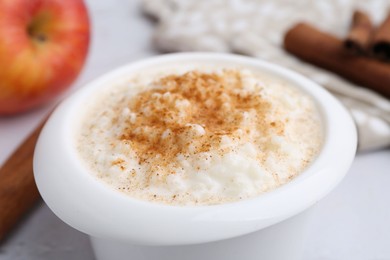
xmin=117 ymin=70 xmax=281 ymax=173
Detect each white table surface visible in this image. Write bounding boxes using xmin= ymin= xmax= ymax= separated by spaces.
xmin=0 ymin=1 xmax=389 ymax=259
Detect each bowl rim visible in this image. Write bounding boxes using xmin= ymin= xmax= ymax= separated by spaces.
xmin=33 ymin=52 xmax=357 ymax=245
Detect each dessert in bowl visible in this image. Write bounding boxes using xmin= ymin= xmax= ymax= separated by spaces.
xmin=34 ymin=53 xmax=357 ymax=260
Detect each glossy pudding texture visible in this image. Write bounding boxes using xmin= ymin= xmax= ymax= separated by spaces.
xmin=76 ymin=66 xmax=323 ymax=205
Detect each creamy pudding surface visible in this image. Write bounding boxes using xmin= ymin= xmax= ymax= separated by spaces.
xmin=76 ymin=65 xmax=323 ymax=206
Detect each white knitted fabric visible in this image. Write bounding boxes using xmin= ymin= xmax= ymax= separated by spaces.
xmin=142 ymin=0 xmax=390 ymax=151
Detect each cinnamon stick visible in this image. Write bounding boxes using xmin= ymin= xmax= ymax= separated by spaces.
xmin=284 ymin=23 xmax=390 ymax=99
xmin=344 ymin=10 xmax=373 ymax=54
xmin=0 ymin=119 xmax=46 ymax=242
xmin=371 ymin=11 xmax=390 ymax=60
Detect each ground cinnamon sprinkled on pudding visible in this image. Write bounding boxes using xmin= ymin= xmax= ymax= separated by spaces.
xmin=119 ymin=71 xmax=276 ymax=172
xmin=77 ymin=67 xmax=323 ymax=205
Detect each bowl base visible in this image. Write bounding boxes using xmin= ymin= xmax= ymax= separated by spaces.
xmin=91 ymin=209 xmax=312 ymax=260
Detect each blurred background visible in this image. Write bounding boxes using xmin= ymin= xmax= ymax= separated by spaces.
xmin=0 ymin=0 xmax=389 ymax=259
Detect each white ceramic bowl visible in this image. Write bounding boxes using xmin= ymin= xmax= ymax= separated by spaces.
xmin=33 ymin=53 xmax=357 ymax=260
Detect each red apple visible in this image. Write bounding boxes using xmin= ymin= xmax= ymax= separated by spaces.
xmin=0 ymin=0 xmax=90 ymax=115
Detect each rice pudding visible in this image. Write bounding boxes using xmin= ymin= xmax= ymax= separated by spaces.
xmin=76 ymin=66 xmax=323 ymax=206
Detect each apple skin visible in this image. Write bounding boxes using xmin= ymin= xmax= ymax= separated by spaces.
xmin=0 ymin=0 xmax=90 ymax=115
